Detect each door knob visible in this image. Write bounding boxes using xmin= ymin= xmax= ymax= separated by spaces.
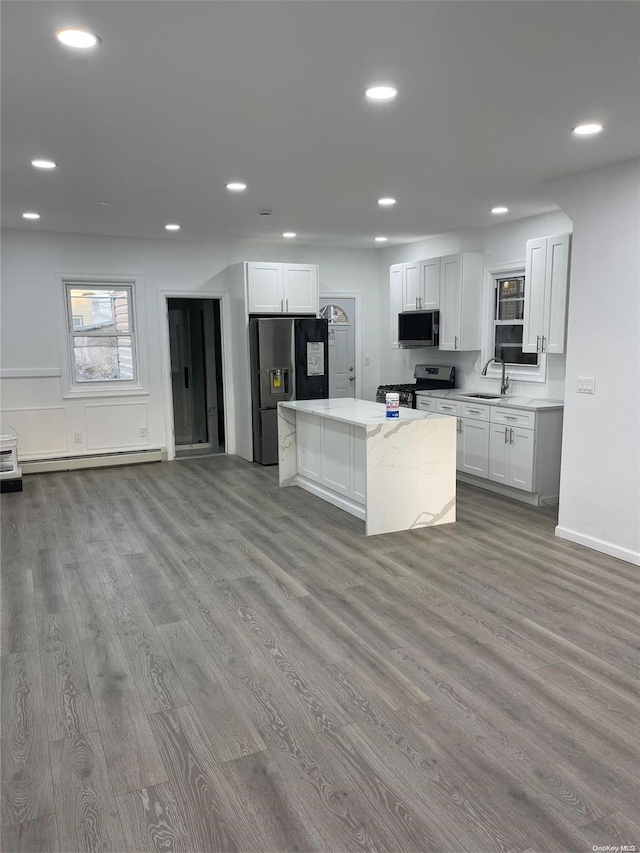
xmin=349 ymin=376 xmax=355 ymax=382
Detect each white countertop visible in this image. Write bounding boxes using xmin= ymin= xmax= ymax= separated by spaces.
xmin=414 ymin=389 xmax=564 ymax=411
xmin=280 ymin=398 xmax=449 ymax=427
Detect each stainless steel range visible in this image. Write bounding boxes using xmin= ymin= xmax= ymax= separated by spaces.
xmin=376 ymin=364 xmax=456 ymax=409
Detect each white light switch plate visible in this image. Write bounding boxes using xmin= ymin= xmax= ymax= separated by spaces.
xmin=577 ymin=376 xmax=595 ymax=394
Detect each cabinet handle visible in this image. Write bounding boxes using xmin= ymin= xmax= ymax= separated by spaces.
xmin=504 ymin=427 xmax=509 ymax=443
xmin=510 ymin=428 xmax=514 ymax=444
xmin=536 ymin=335 xmax=541 ymax=352
xmin=280 ymin=298 xmax=284 ymax=312
xmin=467 ymin=408 xmax=480 ymax=414
xmin=503 ymin=415 xmax=517 ymax=420
xmin=454 ymin=336 xmax=458 ymax=350
xmin=542 ymin=335 xmax=547 ymax=352
xmin=286 ymin=298 xmax=289 ymax=312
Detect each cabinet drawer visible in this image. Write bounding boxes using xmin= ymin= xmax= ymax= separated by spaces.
xmin=436 ymin=399 xmax=461 ymax=416
xmin=491 ymin=407 xmax=536 ymax=429
xmin=460 ymin=402 xmax=490 ymax=422
xmin=416 ymin=397 xmax=435 ymax=412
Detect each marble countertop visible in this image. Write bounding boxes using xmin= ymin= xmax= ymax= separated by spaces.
xmin=279 ymin=398 xmax=450 ymax=427
xmin=414 ymin=389 xmax=564 ymax=411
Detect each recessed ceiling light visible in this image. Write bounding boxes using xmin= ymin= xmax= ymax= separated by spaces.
xmin=365 ymin=85 xmax=398 ymax=101
xmin=165 ymin=223 xmax=180 ymax=231
xmin=378 ymin=198 xmax=396 ymax=207
xmin=375 ymin=236 xmax=388 ymax=242
xmin=283 ymin=232 xmax=296 ymax=238
xmin=22 ymin=212 xmax=40 ymax=220
xmin=31 ymin=159 xmax=57 ymax=170
xmin=572 ymin=122 xmax=603 ymax=136
xmin=56 ymin=29 xmax=100 ymax=49
xmin=226 ymin=182 xmax=247 ymax=192
xmin=96 ymin=200 xmax=112 ymax=206
xmin=491 ymin=206 xmax=509 ymax=215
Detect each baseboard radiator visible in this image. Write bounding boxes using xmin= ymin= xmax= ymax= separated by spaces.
xmin=21 ymin=448 xmax=168 ymax=474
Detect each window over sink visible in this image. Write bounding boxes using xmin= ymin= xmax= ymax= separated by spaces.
xmin=482 ymin=262 xmax=546 ymax=384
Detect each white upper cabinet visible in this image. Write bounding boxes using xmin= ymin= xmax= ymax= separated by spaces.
xmin=421 ymin=258 xmax=441 ymax=310
xmin=246 ymin=262 xmax=318 ymax=314
xmin=523 ymin=233 xmax=571 ymax=354
xmin=439 ymin=255 xmax=461 ymax=350
xmin=438 ymin=253 xmax=485 ymax=351
xmin=402 ymin=261 xmax=421 ymax=311
xmin=246 ymin=262 xmax=283 ymax=313
xmin=283 ymin=264 xmax=318 ymax=314
xmin=390 ymin=264 xmax=403 ymax=349
xmin=398 ymin=259 xmax=441 ymax=312
xmin=389 ymin=253 xmax=484 ymax=350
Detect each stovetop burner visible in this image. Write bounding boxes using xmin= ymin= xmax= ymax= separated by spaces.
xmin=376 ymin=365 xmax=456 ymax=408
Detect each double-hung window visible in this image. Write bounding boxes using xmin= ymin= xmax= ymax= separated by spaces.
xmin=493 ymin=274 xmax=538 ymax=367
xmin=483 ymin=263 xmax=545 ymax=383
xmin=65 ymin=283 xmax=137 ymax=385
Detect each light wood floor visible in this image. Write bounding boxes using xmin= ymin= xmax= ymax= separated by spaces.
xmin=1 ymin=455 xmax=639 ymax=853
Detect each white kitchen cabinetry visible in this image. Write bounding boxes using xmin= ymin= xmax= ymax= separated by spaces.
xmin=390 ymin=264 xmax=403 ymax=349
xmin=246 ymin=262 xmax=318 ymax=315
xmin=394 ymin=259 xmax=441 ymax=315
xmin=523 ymin=233 xmax=571 ymax=354
xmin=296 ymin=412 xmax=366 ymax=505
xmin=457 ymin=418 xmax=490 ymax=479
xmin=488 ymin=422 xmax=534 ymax=491
xmin=416 ymin=393 xmax=563 ymax=505
xmin=402 ymin=261 xmax=421 ymax=311
xmin=439 ymin=253 xmax=486 ymax=351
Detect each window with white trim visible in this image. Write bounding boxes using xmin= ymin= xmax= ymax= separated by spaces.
xmin=482 ymin=263 xmax=546 ymax=384
xmin=65 ymin=283 xmax=138 ymax=385
xmin=493 ymin=274 xmax=538 ymax=367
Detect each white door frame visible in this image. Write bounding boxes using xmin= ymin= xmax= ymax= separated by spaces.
xmin=319 ymin=292 xmax=362 ymax=399
xmin=158 ymin=290 xmax=234 ymax=461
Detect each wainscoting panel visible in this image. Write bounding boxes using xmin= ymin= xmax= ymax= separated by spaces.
xmin=85 ymin=402 xmax=149 ymax=451
xmin=1 ymin=406 xmax=68 ymax=459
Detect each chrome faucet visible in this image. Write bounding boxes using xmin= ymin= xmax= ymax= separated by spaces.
xmin=481 ymin=357 xmax=510 ymax=395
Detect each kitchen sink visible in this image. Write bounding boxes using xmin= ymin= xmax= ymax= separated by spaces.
xmin=456 ymin=392 xmax=503 ymax=400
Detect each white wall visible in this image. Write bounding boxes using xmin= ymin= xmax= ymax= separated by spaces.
xmin=0 ymin=229 xmax=379 ymax=461
xmin=377 ymin=210 xmax=573 ymax=398
xmin=549 ymin=159 xmax=640 ymax=565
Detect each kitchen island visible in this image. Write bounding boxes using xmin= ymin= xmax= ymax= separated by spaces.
xmin=278 ymin=398 xmax=456 ymax=535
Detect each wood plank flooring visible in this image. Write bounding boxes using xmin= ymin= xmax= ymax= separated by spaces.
xmin=1 ymin=455 xmax=639 ymax=852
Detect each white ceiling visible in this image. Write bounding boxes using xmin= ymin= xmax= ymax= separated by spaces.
xmin=2 ymin=1 xmax=639 ymax=247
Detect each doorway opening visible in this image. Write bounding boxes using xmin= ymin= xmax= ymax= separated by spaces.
xmin=320 ymin=297 xmax=356 ymax=398
xmin=167 ymin=298 xmax=225 ymax=458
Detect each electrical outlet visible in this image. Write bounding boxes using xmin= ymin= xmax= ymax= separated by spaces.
xmin=402 ymin=355 xmax=408 ymax=368
xmin=73 ymin=432 xmax=83 ymax=444
xmin=139 ymin=427 xmax=147 ymax=437
xmin=364 ymin=356 xmax=371 ymax=367
xmin=577 ymin=377 xmax=595 ymax=394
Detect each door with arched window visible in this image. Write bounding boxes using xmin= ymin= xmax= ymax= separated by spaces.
xmin=319 ymin=297 xmax=356 ymax=398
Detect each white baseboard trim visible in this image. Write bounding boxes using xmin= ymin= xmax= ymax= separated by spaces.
xmin=555 ymin=525 xmax=640 ymax=566
xmin=295 ymin=475 xmax=366 ymax=521
xmin=21 ymin=448 xmax=167 ymax=474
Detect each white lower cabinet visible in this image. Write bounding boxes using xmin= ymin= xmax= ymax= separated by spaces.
xmin=351 ymin=427 xmax=367 ymax=504
xmin=323 ymin=420 xmax=351 ymax=496
xmin=296 ymin=414 xmax=365 ymax=504
xmin=296 ymin=412 xmax=322 ymax=483
xmin=457 ymin=418 xmax=490 ymax=479
xmin=418 ymin=396 xmax=563 ymax=504
xmin=510 ymin=427 xmax=535 ymax=491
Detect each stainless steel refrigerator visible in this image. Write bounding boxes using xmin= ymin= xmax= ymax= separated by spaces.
xmin=250 ymin=317 xmax=329 ymax=465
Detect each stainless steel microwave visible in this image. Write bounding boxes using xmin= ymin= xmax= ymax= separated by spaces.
xmin=398 ymin=310 xmax=439 ymax=347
